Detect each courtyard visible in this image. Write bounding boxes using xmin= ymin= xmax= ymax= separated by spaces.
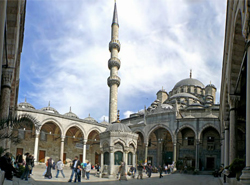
xmin=6 ymin=167 xmax=221 ymax=185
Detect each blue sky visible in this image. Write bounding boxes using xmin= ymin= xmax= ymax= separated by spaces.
xmin=19 ymin=0 xmax=227 ymax=121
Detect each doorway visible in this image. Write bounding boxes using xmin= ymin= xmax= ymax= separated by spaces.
xmin=16 ymin=148 xmax=23 ymax=156
xmin=206 ymin=157 xmax=215 ymax=170
xmin=63 ymin=153 xmax=66 ymax=163
xmin=39 ymin=150 xmax=46 ymax=162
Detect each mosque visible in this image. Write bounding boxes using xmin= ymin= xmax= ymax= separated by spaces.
xmin=5 ymin=1 xmax=250 ymax=182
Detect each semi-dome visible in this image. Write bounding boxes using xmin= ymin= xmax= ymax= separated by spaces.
xmin=18 ymin=99 xmax=35 ymax=109
xmin=105 ymin=123 xmax=132 ymax=132
xmin=174 ymin=78 xmax=205 ymax=89
xmin=64 ymin=107 xmax=79 ymax=119
xmin=40 ymin=102 xmax=59 ymax=114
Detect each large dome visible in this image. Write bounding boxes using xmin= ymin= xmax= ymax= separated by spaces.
xmin=105 ymin=123 xmax=131 ymax=132
xmin=174 ymin=78 xmax=205 ymax=89
xmin=64 ymin=108 xmax=79 ymax=119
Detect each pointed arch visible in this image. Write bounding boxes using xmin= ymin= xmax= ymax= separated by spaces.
xmin=86 ymin=127 xmax=102 ymax=139
xmin=64 ymin=122 xmax=86 ymax=138
xmin=40 ymin=118 xmax=63 ymax=135
xmin=176 ymin=124 xmax=197 ymax=139
xmin=147 ymin=124 xmax=174 ymax=142
xmin=198 ymin=124 xmax=220 ymax=140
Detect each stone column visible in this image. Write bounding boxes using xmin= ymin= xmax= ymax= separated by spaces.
xmin=173 ymin=142 xmax=177 ymax=163
xmin=60 ymin=136 xmax=65 ymax=162
xmin=0 ymin=68 xmax=13 ymax=150
xmin=195 ymin=139 xmax=199 ymax=170
xmin=124 ymin=151 xmax=128 ymax=173
xmin=221 ymin=132 xmax=224 ymax=165
xmin=33 ymin=130 xmax=39 ymax=163
xmin=0 ymin=68 xmax=13 ymax=119
xmin=100 ymin=151 xmax=103 ymax=178
xmin=229 ymin=95 xmax=239 ymax=164
xmin=0 ymin=0 xmax=7 ymax=89
xmin=109 ymin=147 xmax=114 ymax=177
xmin=133 ymin=153 xmax=136 ymax=167
xmin=224 ymin=122 xmax=229 ymax=167
xmin=144 ymin=143 xmax=148 ymax=164
xmin=240 ymin=42 xmax=250 ymax=184
xmin=82 ymin=139 xmax=87 ymax=163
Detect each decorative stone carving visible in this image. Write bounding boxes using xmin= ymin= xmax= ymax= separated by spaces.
xmin=108 ymin=57 xmax=121 ymax=70
xmin=109 ymin=39 xmax=121 ymax=52
xmin=1 ymin=68 xmax=13 ymax=88
xmin=107 ymin=75 xmax=120 ymax=87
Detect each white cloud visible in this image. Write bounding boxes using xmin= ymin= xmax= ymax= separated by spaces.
xmin=19 ymin=0 xmax=227 ymax=121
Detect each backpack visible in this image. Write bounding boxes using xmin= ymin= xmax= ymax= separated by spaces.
xmin=52 ymin=162 xmax=56 ymax=170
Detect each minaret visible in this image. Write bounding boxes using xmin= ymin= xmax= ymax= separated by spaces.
xmin=108 ymin=1 xmax=121 ymax=123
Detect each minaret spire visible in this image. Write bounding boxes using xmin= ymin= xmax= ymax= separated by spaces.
xmin=112 ymin=1 xmax=118 ymax=26
xmin=108 ymin=1 xmax=121 ymax=123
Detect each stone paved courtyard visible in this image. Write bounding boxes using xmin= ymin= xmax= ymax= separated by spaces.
xmin=5 ymin=167 xmax=221 ymax=185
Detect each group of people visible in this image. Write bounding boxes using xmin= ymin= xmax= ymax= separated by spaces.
xmin=68 ymin=156 xmax=93 ymax=183
xmin=0 ymin=152 xmax=35 ymax=181
xmin=127 ymin=163 xmax=174 ymax=180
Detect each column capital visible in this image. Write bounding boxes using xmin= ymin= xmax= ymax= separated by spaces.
xmin=83 ymin=139 xmax=87 ymax=144
xmin=1 ymin=68 xmax=13 ymax=88
xmin=228 ymin=94 xmax=240 ymax=109
xmin=224 ymin=121 xmax=229 ymax=130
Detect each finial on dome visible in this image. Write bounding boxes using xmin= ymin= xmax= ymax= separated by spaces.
xmin=69 ymin=106 xmax=72 ymax=112
xmin=88 ymin=113 xmax=90 ymax=117
xmin=117 ymin=110 xmax=120 ymax=123
xmin=48 ymin=101 xmax=50 ymax=107
xmin=104 ymin=117 xmax=106 ymax=121
xmin=190 ymin=69 xmax=192 ymax=78
xmin=25 ymin=97 xmax=27 ymax=103
xmin=210 ymin=81 xmax=211 ymax=85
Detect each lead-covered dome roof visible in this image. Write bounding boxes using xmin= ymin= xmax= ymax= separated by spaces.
xmin=40 ymin=102 xmax=59 ymax=114
xmin=18 ymin=99 xmax=35 ymax=109
xmin=174 ymin=78 xmax=205 ymax=89
xmin=105 ymin=123 xmax=132 ymax=132
xmin=64 ymin=107 xmax=79 ymax=118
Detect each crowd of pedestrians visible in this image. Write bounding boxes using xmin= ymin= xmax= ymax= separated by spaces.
xmin=0 ymin=152 xmax=34 ymax=181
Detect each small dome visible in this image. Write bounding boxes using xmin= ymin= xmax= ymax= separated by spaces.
xmin=84 ymin=114 xmax=97 ymax=122
xmin=205 ymin=113 xmax=217 ymax=118
xmin=174 ymin=78 xmax=204 ymax=89
xmin=40 ymin=102 xmax=59 ymax=114
xmin=64 ymin=107 xmax=78 ymax=118
xmin=105 ymin=123 xmax=132 ymax=132
xmin=206 ymin=84 xmax=216 ymax=89
xmin=18 ymin=99 xmax=35 ymax=109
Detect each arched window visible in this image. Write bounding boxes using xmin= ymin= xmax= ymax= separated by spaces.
xmin=104 ymin=152 xmax=110 ymax=165
xmin=187 ymin=87 xmax=190 ymax=93
xmin=194 ymin=88 xmax=197 ymax=94
xmin=181 ymin=88 xmax=184 ymax=93
xmin=127 ymin=152 xmax=133 ymax=165
xmin=114 ymin=151 xmax=123 ymax=165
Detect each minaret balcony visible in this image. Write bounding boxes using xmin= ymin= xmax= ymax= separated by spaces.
xmin=109 ymin=39 xmax=121 ymax=52
xmin=107 ymin=75 xmax=121 ymax=87
xmin=108 ymin=57 xmax=121 ymax=70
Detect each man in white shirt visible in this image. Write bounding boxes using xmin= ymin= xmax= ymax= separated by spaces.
xmin=85 ymin=161 xmax=91 ymax=180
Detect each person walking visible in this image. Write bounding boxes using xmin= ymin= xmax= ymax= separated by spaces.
xmin=147 ymin=164 xmax=152 ymax=178
xmin=137 ymin=163 xmax=143 ymax=180
xmin=21 ymin=153 xmax=32 ymax=181
xmin=75 ymin=165 xmax=82 ymax=183
xmin=0 ymin=152 xmax=16 ymax=181
xmin=159 ymin=165 xmax=163 ymax=178
xmin=55 ymin=159 xmax=65 ymax=178
xmin=119 ymin=161 xmax=127 ymax=181
xmin=85 ymin=161 xmax=91 ymax=180
xmin=44 ymin=158 xmax=53 ymax=179
xmin=68 ymin=156 xmax=81 ymax=182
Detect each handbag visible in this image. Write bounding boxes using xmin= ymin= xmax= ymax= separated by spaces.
xmin=28 ymin=165 xmax=32 ymax=170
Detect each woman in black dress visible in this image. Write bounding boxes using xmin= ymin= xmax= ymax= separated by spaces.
xmin=45 ymin=158 xmax=53 ymax=179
